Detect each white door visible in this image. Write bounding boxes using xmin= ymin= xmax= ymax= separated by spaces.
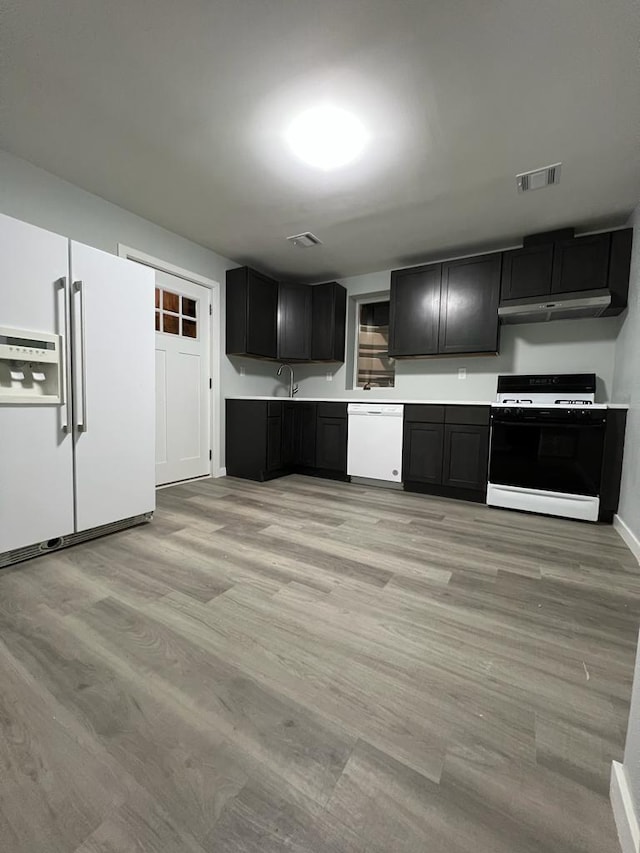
xmin=70 ymin=242 xmax=156 ymax=531
xmin=0 ymin=214 xmax=75 ymax=552
xmin=154 ymin=270 xmax=211 ymax=486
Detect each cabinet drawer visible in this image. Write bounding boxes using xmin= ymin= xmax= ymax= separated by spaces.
xmin=267 ymin=401 xmax=283 ymax=417
xmin=403 ymin=404 xmax=445 ymax=423
xmin=317 ymin=402 xmax=347 ymax=418
xmin=444 ymin=405 xmax=490 ymax=426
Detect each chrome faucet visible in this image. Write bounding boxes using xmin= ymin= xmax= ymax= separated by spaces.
xmin=277 ymin=363 xmax=298 ymax=397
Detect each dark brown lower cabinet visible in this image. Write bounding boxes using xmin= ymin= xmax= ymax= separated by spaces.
xmin=226 ymin=399 xmax=347 ymax=482
xmin=442 ymin=424 xmax=489 ymax=491
xmin=266 ymin=413 xmax=283 ymax=472
xmin=402 ymin=422 xmax=444 ymax=485
xmin=316 ymin=416 xmax=348 ymax=474
xmin=403 ymin=405 xmax=490 ymax=502
xmin=226 ymin=400 xmax=287 ymax=481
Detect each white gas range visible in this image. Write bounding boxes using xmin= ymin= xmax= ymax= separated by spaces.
xmin=487 ymin=373 xmax=609 ymax=522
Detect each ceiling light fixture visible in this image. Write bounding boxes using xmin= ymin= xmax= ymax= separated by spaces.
xmin=285 ymin=105 xmax=368 ymax=170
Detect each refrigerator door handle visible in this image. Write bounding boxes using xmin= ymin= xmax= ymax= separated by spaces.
xmin=59 ymin=276 xmax=72 ymax=433
xmin=73 ymin=279 xmax=88 ymax=433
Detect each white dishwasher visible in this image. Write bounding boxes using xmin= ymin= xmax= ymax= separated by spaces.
xmin=347 ymin=403 xmax=404 ymax=484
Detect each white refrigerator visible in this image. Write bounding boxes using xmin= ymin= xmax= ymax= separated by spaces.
xmin=0 ymin=213 xmax=155 ymax=567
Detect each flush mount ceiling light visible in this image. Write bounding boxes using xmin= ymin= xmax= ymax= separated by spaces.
xmin=285 ymin=105 xmax=368 ymax=170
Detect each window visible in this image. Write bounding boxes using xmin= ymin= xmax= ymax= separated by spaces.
xmin=155 ymin=288 xmax=198 ymax=338
xmin=354 ymin=297 xmax=395 ymax=388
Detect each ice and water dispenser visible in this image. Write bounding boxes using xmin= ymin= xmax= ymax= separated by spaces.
xmin=0 ymin=327 xmax=63 ymax=404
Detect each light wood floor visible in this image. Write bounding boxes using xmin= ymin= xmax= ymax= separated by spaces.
xmin=1 ymin=475 xmax=639 ymax=852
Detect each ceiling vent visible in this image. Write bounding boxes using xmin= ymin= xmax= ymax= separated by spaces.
xmin=286 ymin=232 xmax=322 ymax=248
xmin=516 ymin=163 xmax=561 ymax=193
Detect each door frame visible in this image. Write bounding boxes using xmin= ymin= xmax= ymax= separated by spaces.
xmin=117 ymin=244 xmax=222 ymax=481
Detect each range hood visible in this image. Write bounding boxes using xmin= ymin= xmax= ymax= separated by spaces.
xmin=498 ymin=291 xmax=612 ymax=324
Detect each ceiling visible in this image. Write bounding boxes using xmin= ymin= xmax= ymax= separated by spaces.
xmin=1 ymin=0 xmax=639 ymax=280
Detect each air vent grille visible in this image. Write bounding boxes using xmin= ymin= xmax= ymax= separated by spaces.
xmin=286 ymin=232 xmax=322 ymax=248
xmin=516 ymin=163 xmax=562 ymax=193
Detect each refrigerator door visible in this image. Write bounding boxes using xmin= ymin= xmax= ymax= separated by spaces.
xmin=0 ymin=214 xmax=75 ymax=552
xmin=70 ymin=242 xmax=155 ymax=531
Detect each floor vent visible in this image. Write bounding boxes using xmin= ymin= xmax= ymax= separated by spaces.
xmin=516 ymin=163 xmax=561 ymax=193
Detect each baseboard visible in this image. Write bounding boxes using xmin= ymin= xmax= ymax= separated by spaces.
xmin=215 ymin=467 xmax=227 ymax=478
xmin=614 ymin=515 xmax=640 ymax=566
xmin=611 ymin=762 xmax=640 ymax=853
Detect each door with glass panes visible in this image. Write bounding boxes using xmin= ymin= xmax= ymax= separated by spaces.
xmin=154 ymin=270 xmax=211 ymax=485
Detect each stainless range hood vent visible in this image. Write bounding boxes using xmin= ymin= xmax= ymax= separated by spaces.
xmin=499 ymin=293 xmax=611 ymax=324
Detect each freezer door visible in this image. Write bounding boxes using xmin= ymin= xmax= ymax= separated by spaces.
xmin=70 ymin=242 xmax=155 ymax=531
xmin=0 ymin=214 xmax=75 ymax=552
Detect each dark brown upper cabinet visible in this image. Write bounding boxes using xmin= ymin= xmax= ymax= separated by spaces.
xmin=226 ymin=268 xmax=346 ymax=363
xmin=438 ymin=253 xmax=502 ymax=355
xmin=501 ymin=243 xmax=554 ymax=301
xmin=500 ymin=229 xmax=632 ymax=310
xmin=389 ymin=263 xmax=441 ymax=357
xmin=226 ymin=266 xmax=278 ymax=358
xmin=311 ymin=282 xmax=347 ymax=361
xmin=278 ymin=282 xmax=312 ymax=361
xmin=551 ymin=233 xmax=610 ymax=293
xmin=390 ymin=254 xmax=500 ymax=357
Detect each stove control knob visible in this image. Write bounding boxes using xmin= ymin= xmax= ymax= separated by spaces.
xmin=516 ymin=408 xmax=524 ymax=417
xmin=502 ymin=408 xmax=512 ymax=416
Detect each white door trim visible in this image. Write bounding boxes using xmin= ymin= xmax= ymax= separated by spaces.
xmin=117 ymin=244 xmax=223 ymax=479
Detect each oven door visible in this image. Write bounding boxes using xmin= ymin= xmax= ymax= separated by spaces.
xmin=489 ymin=417 xmax=606 ymax=497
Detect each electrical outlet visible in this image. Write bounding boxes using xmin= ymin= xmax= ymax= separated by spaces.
xmin=458 ymin=368 xmax=467 ymax=380
xmin=240 ymin=365 xmax=245 ymax=377
xmin=326 ymin=372 xmax=333 ymax=382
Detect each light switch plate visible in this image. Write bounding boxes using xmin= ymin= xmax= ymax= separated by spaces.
xmin=458 ymin=368 xmax=467 ymax=380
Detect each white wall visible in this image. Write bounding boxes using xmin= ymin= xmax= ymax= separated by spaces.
xmin=293 ymin=268 xmax=620 ymax=403
xmin=0 ymin=148 xmax=281 ymax=467
xmin=613 ymin=203 xmax=640 ymax=545
xmin=613 ymin=203 xmax=640 ymax=829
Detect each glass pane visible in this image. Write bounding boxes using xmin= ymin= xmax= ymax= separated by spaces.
xmin=155 ymin=311 xmax=160 ymax=331
xmin=182 ymin=296 xmax=197 ymax=318
xmin=357 ymin=300 xmax=395 ymax=389
xmin=155 ymin=287 xmax=160 ymax=308
xmin=163 ymin=290 xmax=180 ymax=313
xmin=182 ymin=319 xmax=197 ymax=338
xmin=163 ymin=313 xmax=179 ymax=335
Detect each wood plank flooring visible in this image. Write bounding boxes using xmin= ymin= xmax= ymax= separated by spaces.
xmin=1 ymin=474 xmax=639 ymax=851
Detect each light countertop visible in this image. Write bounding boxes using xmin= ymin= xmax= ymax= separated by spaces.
xmin=226 ymin=396 xmax=494 ymax=405
xmin=226 ymin=396 xmax=628 ymax=408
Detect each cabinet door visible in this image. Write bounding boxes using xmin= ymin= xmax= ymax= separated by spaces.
xmin=282 ymin=403 xmax=297 ymax=467
xmin=298 ymin=403 xmax=317 ymax=467
xmin=501 ymin=244 xmax=553 ymax=301
xmin=439 ymin=254 xmax=501 ymax=355
xmin=389 ymin=264 xmax=441 ymax=357
xmin=266 ymin=416 xmax=283 ymax=471
xmin=311 ymin=282 xmax=347 ymax=361
xmin=316 ymin=416 xmax=347 ymax=473
xmin=551 ymin=233 xmax=611 ymax=294
xmin=246 ymin=270 xmax=278 ymax=357
xmin=402 ymin=422 xmax=444 ymax=484
xmin=442 ymin=424 xmax=489 ymax=491
xmin=278 ymin=282 xmax=312 ymax=361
